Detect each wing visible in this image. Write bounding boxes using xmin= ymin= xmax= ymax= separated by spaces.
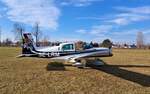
xmin=51 ymin=51 xmax=99 ymax=63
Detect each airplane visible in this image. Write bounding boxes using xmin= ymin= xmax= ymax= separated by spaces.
xmin=18 ymin=33 xmax=113 ymax=68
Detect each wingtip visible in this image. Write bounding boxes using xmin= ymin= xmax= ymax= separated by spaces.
xmin=16 ymin=54 xmax=24 ymax=58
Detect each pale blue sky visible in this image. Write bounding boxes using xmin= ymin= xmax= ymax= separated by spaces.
xmin=0 ymin=0 xmax=150 ymax=44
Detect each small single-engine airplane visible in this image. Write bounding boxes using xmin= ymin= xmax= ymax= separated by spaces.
xmin=18 ymin=33 xmax=113 ymax=68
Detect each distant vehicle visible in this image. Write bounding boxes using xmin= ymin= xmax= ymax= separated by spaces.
xmin=18 ymin=33 xmax=113 ymax=68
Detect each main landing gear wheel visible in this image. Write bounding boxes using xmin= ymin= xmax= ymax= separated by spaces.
xmin=76 ymin=59 xmax=86 ymax=69
xmin=72 ymin=59 xmax=86 ymax=69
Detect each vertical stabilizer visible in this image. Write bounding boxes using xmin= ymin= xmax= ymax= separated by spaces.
xmin=22 ymin=33 xmax=36 ymax=54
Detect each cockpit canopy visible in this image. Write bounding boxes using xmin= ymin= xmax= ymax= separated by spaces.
xmin=60 ymin=43 xmax=75 ymax=51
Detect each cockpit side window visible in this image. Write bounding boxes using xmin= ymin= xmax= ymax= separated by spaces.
xmin=62 ymin=44 xmax=74 ymax=51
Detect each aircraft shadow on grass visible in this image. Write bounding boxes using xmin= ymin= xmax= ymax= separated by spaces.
xmin=88 ymin=60 xmax=150 ymax=87
xmin=46 ymin=60 xmax=150 ymax=87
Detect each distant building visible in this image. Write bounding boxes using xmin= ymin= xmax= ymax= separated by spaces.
xmin=129 ymin=44 xmax=137 ymax=49
xmin=112 ymin=43 xmax=137 ymax=49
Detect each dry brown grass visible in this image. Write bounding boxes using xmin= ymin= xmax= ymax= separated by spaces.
xmin=0 ymin=47 xmax=150 ymax=94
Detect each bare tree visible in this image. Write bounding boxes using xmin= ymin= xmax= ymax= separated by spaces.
xmin=41 ymin=36 xmax=49 ymax=46
xmin=4 ymin=38 xmax=13 ymax=46
xmin=75 ymin=41 xmax=84 ymax=50
xmin=136 ymin=31 xmax=144 ymax=48
xmin=12 ymin=23 xmax=24 ymax=42
xmin=32 ymin=22 xmax=42 ymax=46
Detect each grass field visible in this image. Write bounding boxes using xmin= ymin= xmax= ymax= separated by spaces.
xmin=0 ymin=47 xmax=150 ymax=94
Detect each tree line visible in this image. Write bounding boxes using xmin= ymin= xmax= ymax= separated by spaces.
xmin=0 ymin=23 xmax=149 ymax=49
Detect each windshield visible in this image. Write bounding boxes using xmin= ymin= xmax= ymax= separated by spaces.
xmin=62 ymin=44 xmax=74 ymax=51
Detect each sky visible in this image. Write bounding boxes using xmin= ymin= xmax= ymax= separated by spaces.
xmin=0 ymin=0 xmax=150 ymax=44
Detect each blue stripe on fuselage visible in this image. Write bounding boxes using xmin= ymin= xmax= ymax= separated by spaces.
xmin=33 ymin=48 xmax=108 ymax=57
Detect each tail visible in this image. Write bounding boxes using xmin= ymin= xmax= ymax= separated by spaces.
xmin=22 ymin=33 xmax=36 ymax=54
